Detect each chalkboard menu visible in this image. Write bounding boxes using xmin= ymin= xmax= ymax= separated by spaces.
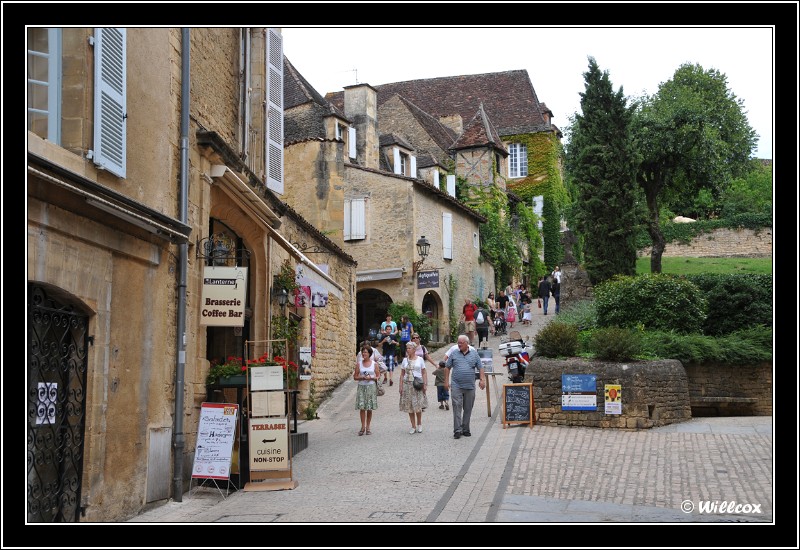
xmin=502 ymin=383 xmax=535 ymax=428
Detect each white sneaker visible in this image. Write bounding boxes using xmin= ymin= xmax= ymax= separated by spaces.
xmin=416 ymin=426 xmax=423 ymax=433
xmin=409 ymin=428 xmax=416 ymax=434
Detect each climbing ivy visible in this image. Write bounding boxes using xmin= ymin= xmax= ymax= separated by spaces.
xmin=503 ymin=132 xmax=568 ymax=273
xmin=445 ymin=273 xmax=459 ymax=342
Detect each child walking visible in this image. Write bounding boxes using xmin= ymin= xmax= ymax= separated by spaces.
xmin=433 ymin=361 xmax=450 ymax=410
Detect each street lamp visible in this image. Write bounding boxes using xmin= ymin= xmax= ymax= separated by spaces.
xmin=412 ymin=235 xmax=431 ymax=275
xmin=273 ymin=287 xmax=288 ymax=310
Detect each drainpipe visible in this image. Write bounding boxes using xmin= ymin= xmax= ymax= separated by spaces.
xmin=172 ymin=27 xmax=190 ymax=502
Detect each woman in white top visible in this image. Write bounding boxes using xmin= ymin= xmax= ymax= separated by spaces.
xmin=398 ymin=341 xmax=428 ymax=434
xmin=354 ymin=344 xmax=379 ymax=436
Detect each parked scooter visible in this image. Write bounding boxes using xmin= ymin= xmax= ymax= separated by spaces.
xmin=498 ymin=330 xmax=531 ymax=383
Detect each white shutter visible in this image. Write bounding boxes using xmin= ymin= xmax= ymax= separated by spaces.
xmin=410 ymin=155 xmax=416 ymax=178
xmin=344 ymin=199 xmax=352 ymax=240
xmin=442 ymin=212 xmax=452 ymax=259
xmin=393 ymin=147 xmax=401 ymax=174
xmin=433 ymin=170 xmax=440 ymax=188
xmin=266 ymin=28 xmax=284 ymax=194
xmin=446 ymin=175 xmax=456 ymax=197
xmin=348 ymin=127 xmax=356 ymax=158
xmin=92 ymin=28 xmax=126 ymax=178
xmin=344 ymin=198 xmax=366 ymax=240
xmin=532 ymin=195 xmax=544 ymax=229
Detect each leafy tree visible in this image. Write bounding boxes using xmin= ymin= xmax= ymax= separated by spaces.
xmin=633 ymin=63 xmax=758 ymax=273
xmin=565 ymin=58 xmax=641 ymax=284
xmin=719 ymin=160 xmax=773 ymax=218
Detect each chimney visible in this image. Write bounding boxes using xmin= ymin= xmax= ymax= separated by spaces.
xmin=343 ymin=84 xmax=379 ymax=170
xmin=439 ymin=114 xmax=464 ymax=136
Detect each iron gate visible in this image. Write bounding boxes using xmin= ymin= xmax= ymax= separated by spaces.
xmin=27 ymin=284 xmax=89 ymax=522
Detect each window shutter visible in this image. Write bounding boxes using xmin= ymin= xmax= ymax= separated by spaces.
xmin=446 ymin=175 xmax=456 ymax=197
xmin=433 ymin=170 xmax=440 ymax=188
xmin=393 ymin=147 xmax=401 ymax=174
xmin=351 ymin=198 xmax=366 ymax=239
xmin=265 ymin=28 xmax=284 ymax=194
xmin=344 ymin=198 xmax=366 ymax=240
xmin=442 ymin=212 xmax=452 ymax=259
xmin=348 ymin=127 xmax=356 ymax=158
xmin=532 ymin=195 xmax=544 ymax=229
xmin=344 ymin=199 xmax=352 ymax=240
xmin=410 ymin=155 xmax=416 ymax=178
xmin=92 ymin=28 xmax=126 ymax=178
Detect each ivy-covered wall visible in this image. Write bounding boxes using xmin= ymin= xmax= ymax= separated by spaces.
xmin=505 ymin=132 xmax=568 ymax=274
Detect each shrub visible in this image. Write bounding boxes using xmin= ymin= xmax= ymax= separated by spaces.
xmin=556 ymin=299 xmax=598 ymax=331
xmin=639 ymin=325 xmax=772 ymax=364
xmin=588 ymin=326 xmax=642 ymax=361
xmin=534 ymin=321 xmax=579 ymax=358
xmin=594 ymin=274 xmax=707 ymax=334
xmin=388 ymin=302 xmax=432 ymax=344
xmin=686 ymin=273 xmax=773 ymax=335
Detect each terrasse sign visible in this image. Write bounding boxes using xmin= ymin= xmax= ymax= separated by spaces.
xmin=200 ymin=266 xmax=248 ymax=326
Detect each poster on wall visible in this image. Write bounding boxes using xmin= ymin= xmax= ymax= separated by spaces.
xmin=311 ymin=308 xmax=316 ymax=357
xmin=192 ymin=402 xmax=239 ymax=480
xmin=299 ymin=347 xmax=312 ymax=380
xmin=199 ymin=266 xmax=248 ymax=327
xmin=295 ymin=286 xmax=311 ymax=309
xmin=604 ymin=384 xmax=622 ymax=415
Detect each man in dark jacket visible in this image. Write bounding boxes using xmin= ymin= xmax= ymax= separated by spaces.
xmin=537 ymin=276 xmax=552 ymax=315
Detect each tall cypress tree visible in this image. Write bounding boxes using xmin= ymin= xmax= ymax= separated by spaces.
xmin=565 ymin=57 xmax=641 ymax=285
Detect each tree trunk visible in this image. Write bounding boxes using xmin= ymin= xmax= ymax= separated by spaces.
xmin=644 ymin=183 xmax=665 ymax=273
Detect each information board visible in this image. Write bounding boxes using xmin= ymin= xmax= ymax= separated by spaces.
xmin=561 ymin=374 xmax=598 ymax=411
xmin=192 ymin=402 xmax=239 ymax=480
xmin=502 ymin=383 xmax=534 ymax=428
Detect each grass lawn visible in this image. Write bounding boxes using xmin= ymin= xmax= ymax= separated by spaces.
xmin=635 ymin=256 xmax=773 ymax=275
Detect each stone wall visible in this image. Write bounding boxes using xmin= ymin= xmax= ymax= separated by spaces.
xmin=527 ymin=359 xmax=692 ymax=429
xmin=684 ymin=362 xmax=772 ymax=416
xmin=638 ymin=227 xmax=772 ymax=258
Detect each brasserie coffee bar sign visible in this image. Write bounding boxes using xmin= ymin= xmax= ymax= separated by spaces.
xmin=200 ymin=266 xmax=248 ymax=326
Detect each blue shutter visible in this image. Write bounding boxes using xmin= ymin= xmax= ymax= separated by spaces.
xmin=266 ymin=28 xmax=283 ymax=194
xmin=92 ymin=28 xmax=126 ymax=178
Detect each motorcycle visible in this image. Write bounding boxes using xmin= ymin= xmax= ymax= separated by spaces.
xmin=499 ymin=330 xmax=531 ymax=383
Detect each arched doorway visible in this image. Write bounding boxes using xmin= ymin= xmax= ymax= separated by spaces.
xmin=421 ymin=290 xmax=444 ymax=343
xmin=356 ymin=288 xmax=393 ymax=348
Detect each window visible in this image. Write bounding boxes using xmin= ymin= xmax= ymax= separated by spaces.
xmin=27 ymin=28 xmax=61 ymax=143
xmin=344 ymin=198 xmax=366 ymax=240
xmin=392 ymin=148 xmax=415 ymax=177
xmin=508 ymin=143 xmax=528 ymax=178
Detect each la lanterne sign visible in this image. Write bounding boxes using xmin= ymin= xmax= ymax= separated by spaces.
xmin=200 ymin=266 xmax=248 ymax=326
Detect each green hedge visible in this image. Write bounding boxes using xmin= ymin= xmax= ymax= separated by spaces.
xmin=686 ymin=273 xmax=773 ymax=335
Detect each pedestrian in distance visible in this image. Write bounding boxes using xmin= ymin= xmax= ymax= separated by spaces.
xmin=433 ymin=360 xmax=450 ymax=410
xmin=538 ymin=275 xmax=552 ymax=315
xmin=399 ymin=341 xmax=428 ymax=434
xmin=522 ymin=296 xmax=533 ymax=325
xmin=398 ymin=315 xmax=414 ymax=356
xmin=378 ymin=325 xmax=397 ymax=385
xmin=354 ymin=344 xmax=379 ymax=436
xmin=445 ymin=335 xmax=485 ymax=439
xmin=486 ymin=292 xmax=497 ymax=334
xmin=551 ymin=277 xmax=561 ymax=314
xmin=474 ymin=304 xmax=491 ymax=346
xmin=551 ymin=265 xmax=562 ymax=284
xmin=411 ymin=333 xmax=438 ymax=370
xmin=461 ymin=298 xmax=478 ymax=345
xmin=380 ymin=313 xmax=398 ymax=337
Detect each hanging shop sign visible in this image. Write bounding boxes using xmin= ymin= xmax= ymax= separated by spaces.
xmin=417 ymin=270 xmax=439 ymax=289
xmin=200 ymin=266 xmax=248 ymax=326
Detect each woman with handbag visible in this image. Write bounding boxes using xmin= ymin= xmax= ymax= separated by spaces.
xmin=354 ymin=344 xmax=379 ymax=436
xmin=398 ymin=341 xmax=428 ymax=434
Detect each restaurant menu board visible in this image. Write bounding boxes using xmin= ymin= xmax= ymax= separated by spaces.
xmin=192 ymin=402 xmax=239 ymax=480
xmin=502 ymin=383 xmax=534 ymax=428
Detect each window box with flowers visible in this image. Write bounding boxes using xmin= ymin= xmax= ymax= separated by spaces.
xmin=206 ymin=353 xmax=281 ymax=386
xmin=272 ymin=356 xmax=300 ymax=389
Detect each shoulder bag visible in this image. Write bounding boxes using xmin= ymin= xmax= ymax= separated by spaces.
xmin=375 ymin=379 xmax=385 ymax=396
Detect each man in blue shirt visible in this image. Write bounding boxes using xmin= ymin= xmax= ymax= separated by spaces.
xmin=445 ymin=335 xmax=485 ymax=439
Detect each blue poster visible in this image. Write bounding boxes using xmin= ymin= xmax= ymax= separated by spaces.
xmin=561 ymin=374 xmax=597 ymax=411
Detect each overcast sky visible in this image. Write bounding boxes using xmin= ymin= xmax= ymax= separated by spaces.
xmin=282 ymin=26 xmax=773 ymax=160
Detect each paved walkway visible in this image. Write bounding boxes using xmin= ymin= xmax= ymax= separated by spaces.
xmin=129 ymin=307 xmax=773 ymax=525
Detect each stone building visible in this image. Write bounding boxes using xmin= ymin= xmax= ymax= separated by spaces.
xmin=283 ymin=60 xmax=491 ymax=343
xmin=27 ymin=27 xmax=355 ymax=522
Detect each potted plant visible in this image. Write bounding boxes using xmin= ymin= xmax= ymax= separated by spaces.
xmin=272 ymin=355 xmax=300 ymax=389
xmin=206 ymin=353 xmax=281 ymax=386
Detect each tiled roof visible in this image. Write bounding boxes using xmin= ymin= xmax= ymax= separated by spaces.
xmin=392 ymin=95 xmax=458 ymax=153
xmin=379 ymin=133 xmax=414 ymax=150
xmin=284 ymin=56 xmax=347 ymax=142
xmin=328 ymin=70 xmax=550 ymax=136
xmin=450 ymin=103 xmax=508 ymax=154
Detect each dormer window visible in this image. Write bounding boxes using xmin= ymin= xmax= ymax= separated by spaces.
xmin=392 ymin=147 xmax=416 ymax=177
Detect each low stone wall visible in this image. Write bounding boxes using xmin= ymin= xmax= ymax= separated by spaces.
xmin=527 ymin=359 xmax=692 ymax=429
xmin=638 ymin=227 xmax=772 ymax=258
xmin=684 ymin=362 xmax=772 ymax=416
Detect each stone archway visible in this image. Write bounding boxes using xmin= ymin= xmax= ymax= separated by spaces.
xmin=421 ymin=290 xmax=445 ymax=344
xmin=356 ymin=288 xmax=393 ymax=349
